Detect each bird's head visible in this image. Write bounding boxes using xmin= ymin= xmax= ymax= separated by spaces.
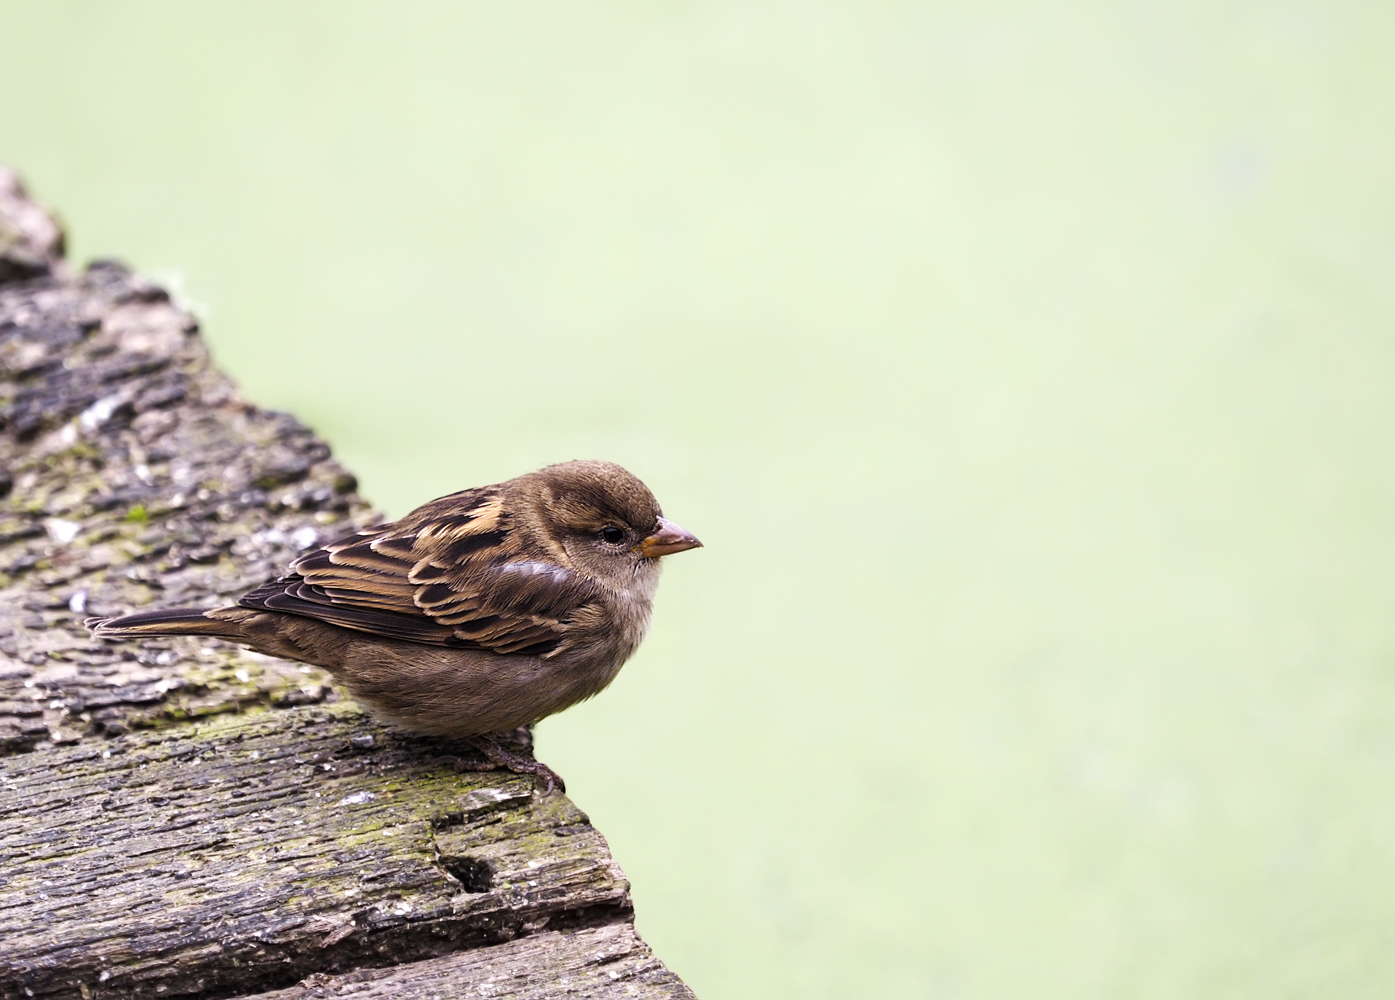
xmin=516 ymin=460 xmax=702 ymax=590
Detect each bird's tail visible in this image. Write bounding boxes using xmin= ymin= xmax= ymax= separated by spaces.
xmin=87 ymin=607 xmax=251 ymax=640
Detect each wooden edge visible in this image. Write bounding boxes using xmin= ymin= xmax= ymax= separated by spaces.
xmin=242 ymin=924 xmax=695 ymax=999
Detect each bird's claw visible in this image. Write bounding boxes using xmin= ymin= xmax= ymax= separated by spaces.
xmin=462 ymin=734 xmax=566 ymax=795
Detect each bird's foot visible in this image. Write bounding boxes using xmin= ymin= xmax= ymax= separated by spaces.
xmin=441 ymin=733 xmax=565 ymax=795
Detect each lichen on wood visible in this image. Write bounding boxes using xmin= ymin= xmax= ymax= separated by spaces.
xmin=1 ymin=703 xmax=642 ymax=998
xmin=0 ymin=171 xmax=694 ymax=999
xmin=0 ymin=252 xmax=372 ymax=752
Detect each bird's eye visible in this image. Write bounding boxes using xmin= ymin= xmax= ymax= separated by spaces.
xmin=600 ymin=525 xmax=625 ymax=544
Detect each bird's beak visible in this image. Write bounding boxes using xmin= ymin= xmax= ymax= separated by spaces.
xmin=637 ymin=517 xmax=703 ymax=558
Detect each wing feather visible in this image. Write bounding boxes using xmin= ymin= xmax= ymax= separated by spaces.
xmin=238 ymin=486 xmax=606 ymax=657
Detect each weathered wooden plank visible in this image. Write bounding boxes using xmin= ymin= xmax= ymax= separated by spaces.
xmin=0 ymin=169 xmax=64 ymax=285
xmin=0 ymin=171 xmax=695 ymax=999
xmin=241 ymin=924 xmax=695 ymax=999
xmin=0 ymin=254 xmax=370 ymax=751
xmin=0 ymin=704 xmax=634 ymax=999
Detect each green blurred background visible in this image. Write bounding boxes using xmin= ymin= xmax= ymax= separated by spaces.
xmin=5 ymin=2 xmax=1395 ymax=996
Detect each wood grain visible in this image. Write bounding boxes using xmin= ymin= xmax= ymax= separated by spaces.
xmin=1 ymin=703 xmax=635 ymax=998
xmin=244 ymin=924 xmax=695 ymax=999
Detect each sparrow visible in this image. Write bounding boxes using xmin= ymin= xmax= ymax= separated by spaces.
xmin=87 ymin=460 xmax=702 ymax=791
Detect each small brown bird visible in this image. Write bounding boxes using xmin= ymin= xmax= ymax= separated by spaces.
xmin=88 ymin=460 xmax=701 ymax=791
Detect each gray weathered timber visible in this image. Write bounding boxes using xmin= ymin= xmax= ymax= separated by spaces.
xmin=0 ymin=168 xmax=64 ymax=286
xmin=1 ymin=703 xmax=634 ymax=998
xmin=0 ymin=172 xmax=695 ymax=999
xmin=245 ymin=924 xmax=692 ymax=999
xmin=0 ymin=235 xmax=371 ymax=753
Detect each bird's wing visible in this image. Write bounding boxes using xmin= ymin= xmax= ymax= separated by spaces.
xmin=239 ymin=487 xmax=604 ymax=656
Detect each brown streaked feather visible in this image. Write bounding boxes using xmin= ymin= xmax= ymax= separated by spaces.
xmin=238 ymin=485 xmax=608 ymax=657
